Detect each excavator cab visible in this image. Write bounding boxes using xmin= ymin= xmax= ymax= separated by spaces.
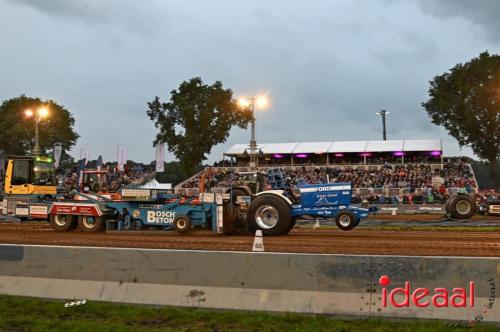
xmin=3 ymin=155 xmax=57 ymax=196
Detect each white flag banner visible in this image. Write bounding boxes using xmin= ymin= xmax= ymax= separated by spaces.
xmin=155 ymin=143 xmax=165 ymax=172
xmin=117 ymin=145 xmax=127 ymax=171
xmin=53 ymin=145 xmax=63 ymax=169
xmin=80 ymin=149 xmax=89 ymax=165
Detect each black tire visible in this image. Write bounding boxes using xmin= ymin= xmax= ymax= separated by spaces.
xmin=173 ymin=215 xmax=192 ymax=234
xmin=247 ymin=194 xmax=291 ymax=236
xmin=444 ymin=198 xmax=453 ymax=216
xmin=222 ymin=203 xmax=239 ymax=234
xmin=335 ymin=210 xmax=358 ymax=231
xmin=288 ymin=216 xmax=298 ymax=232
xmin=77 ymin=215 xmax=105 ymax=233
xmin=49 ymin=214 xmax=77 ymax=232
xmin=229 ymin=187 xmax=250 ymax=203
xmin=447 ymin=195 xmax=476 ymax=219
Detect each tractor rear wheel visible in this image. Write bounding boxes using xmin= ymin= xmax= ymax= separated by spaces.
xmin=248 ymin=194 xmax=291 ymax=236
xmin=77 ymin=215 xmax=105 ymax=233
xmin=335 ymin=211 xmax=358 ymax=231
xmin=447 ymin=195 xmax=476 ymax=219
xmin=49 ymin=214 xmax=77 ymax=232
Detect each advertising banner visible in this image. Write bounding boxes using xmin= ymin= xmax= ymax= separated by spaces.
xmin=155 ymin=143 xmax=165 ymax=172
xmin=117 ymin=145 xmax=127 ymax=171
xmin=53 ymin=144 xmax=62 ymax=169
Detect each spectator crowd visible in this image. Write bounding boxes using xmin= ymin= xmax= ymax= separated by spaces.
xmin=179 ymin=160 xmax=479 ymax=204
xmin=58 ymin=163 xmax=156 ymax=193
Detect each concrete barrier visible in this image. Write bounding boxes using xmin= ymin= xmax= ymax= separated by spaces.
xmin=0 ymin=244 xmax=498 ymax=322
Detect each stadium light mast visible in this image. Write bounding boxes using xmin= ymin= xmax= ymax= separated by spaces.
xmin=376 ymin=109 xmax=390 ymax=141
xmin=238 ymin=95 xmax=268 ymax=169
xmin=24 ymin=106 xmax=50 ymax=155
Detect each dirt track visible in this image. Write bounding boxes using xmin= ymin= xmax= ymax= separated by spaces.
xmin=1 ymin=222 xmax=500 ymax=257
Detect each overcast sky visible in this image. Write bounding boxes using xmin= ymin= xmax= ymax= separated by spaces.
xmin=1 ymin=0 xmax=499 ymax=163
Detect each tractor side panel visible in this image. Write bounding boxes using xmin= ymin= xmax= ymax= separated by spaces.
xmin=298 ymin=183 xmax=352 ymax=208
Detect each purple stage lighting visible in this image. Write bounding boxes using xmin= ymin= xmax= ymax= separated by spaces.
xmin=334 ymin=153 xmax=344 ymax=157
xmin=273 ymin=154 xmax=284 ymax=159
xmin=295 ymin=153 xmax=308 ymax=158
xmin=360 ymin=153 xmax=372 ymax=157
xmin=430 ymin=151 xmax=441 ymax=156
xmin=393 ymin=151 xmax=405 ymax=157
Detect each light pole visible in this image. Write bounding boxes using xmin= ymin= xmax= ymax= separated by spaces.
xmin=376 ymin=109 xmax=390 ymax=141
xmin=238 ymin=95 xmax=268 ymax=169
xmin=24 ymin=107 xmax=49 ymax=155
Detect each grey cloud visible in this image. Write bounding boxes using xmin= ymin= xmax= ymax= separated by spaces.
xmin=5 ymin=0 xmax=165 ymax=35
xmin=0 ymin=0 xmax=495 ymax=163
xmin=417 ymin=0 xmax=500 ymax=42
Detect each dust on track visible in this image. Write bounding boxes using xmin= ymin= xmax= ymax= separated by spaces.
xmin=1 ymin=222 xmax=500 ymax=257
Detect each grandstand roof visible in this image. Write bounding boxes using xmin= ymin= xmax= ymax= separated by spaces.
xmin=365 ymin=140 xmax=404 ymax=152
xmin=293 ymin=141 xmax=334 ymax=154
xmin=224 ymin=143 xmax=266 ymax=155
xmin=329 ymin=141 xmax=368 ymax=153
xmin=262 ymin=143 xmax=299 ymax=154
xmin=403 ymin=139 xmax=442 ymax=152
xmin=224 ymin=139 xmax=442 ymax=156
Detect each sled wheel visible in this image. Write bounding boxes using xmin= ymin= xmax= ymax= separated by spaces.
xmin=50 ymin=214 xmax=77 ymax=232
xmin=173 ymin=215 xmax=192 ymax=234
xmin=78 ymin=215 xmax=104 ymax=232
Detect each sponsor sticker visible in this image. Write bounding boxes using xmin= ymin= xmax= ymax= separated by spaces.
xmin=29 ymin=205 xmax=48 ymax=218
xmin=121 ymin=189 xmax=151 ymax=198
xmin=146 ymin=210 xmax=176 ymax=224
xmin=15 ymin=207 xmax=29 ymax=216
xmin=418 ymin=207 xmax=443 ymax=211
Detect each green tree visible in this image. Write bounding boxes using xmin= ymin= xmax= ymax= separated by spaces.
xmin=0 ymin=95 xmax=79 ymax=155
xmin=147 ymin=77 xmax=252 ymax=175
xmin=422 ymin=52 xmax=500 ymax=177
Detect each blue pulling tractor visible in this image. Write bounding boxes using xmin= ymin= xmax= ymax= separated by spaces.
xmin=245 ymin=169 xmax=372 ymax=235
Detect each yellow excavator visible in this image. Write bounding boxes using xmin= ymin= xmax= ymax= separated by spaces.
xmin=3 ymin=155 xmax=57 ymax=197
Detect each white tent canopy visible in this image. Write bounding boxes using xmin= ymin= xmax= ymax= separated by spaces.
xmin=293 ymin=141 xmax=333 ymax=154
xmin=261 ymin=143 xmax=299 ymax=154
xmin=328 ymin=141 xmax=368 ymax=153
xmin=225 ymin=139 xmax=442 ymax=156
xmin=224 ymin=143 xmax=266 ymax=155
xmin=403 ymin=139 xmax=442 ymax=152
xmin=365 ymin=140 xmax=404 ymax=152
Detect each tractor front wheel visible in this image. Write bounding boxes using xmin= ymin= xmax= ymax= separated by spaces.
xmin=335 ymin=211 xmax=358 ymax=231
xmin=248 ymin=194 xmax=291 ymax=236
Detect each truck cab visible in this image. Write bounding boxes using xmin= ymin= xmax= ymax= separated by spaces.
xmin=3 ymin=155 xmax=56 ymax=196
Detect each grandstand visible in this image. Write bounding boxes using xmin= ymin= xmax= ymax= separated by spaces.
xmin=223 ymin=139 xmax=443 ymax=166
xmin=176 ymin=139 xmax=479 ymax=204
